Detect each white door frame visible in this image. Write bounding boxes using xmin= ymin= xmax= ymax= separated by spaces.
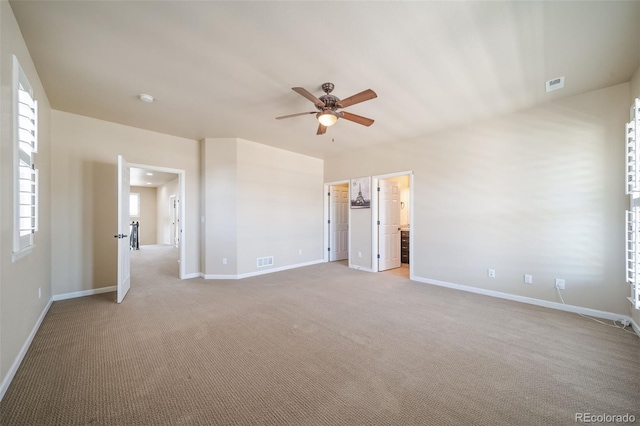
xmin=129 ymin=162 xmax=187 ymax=280
xmin=117 ymin=155 xmax=131 ymax=303
xmin=169 ymin=194 xmax=178 ymax=247
xmin=372 ymin=170 xmax=414 ymax=276
xmin=323 ymin=180 xmax=350 ymax=265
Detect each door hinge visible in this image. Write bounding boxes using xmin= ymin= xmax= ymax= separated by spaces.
xmin=377 ymin=254 xmax=380 ymax=259
xmin=377 ymin=220 xmax=380 ymax=225
xmin=327 ymin=192 xmax=330 ymax=197
xmin=377 ymin=187 xmax=380 ymax=192
xmin=327 ymin=247 xmax=330 ymax=251
xmin=328 ymin=219 xmax=331 ymax=224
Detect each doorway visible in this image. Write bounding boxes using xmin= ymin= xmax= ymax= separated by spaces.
xmin=128 ymin=163 xmax=186 ymax=279
xmin=169 ymin=195 xmax=179 ymax=248
xmin=373 ymin=172 xmax=412 ymax=278
xmin=324 ymin=181 xmax=350 ymax=266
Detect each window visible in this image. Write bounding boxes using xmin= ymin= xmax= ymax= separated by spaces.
xmin=12 ymin=55 xmax=38 ymax=260
xmin=130 ymin=193 xmax=140 ymax=217
xmin=625 ymin=97 xmax=640 ymax=310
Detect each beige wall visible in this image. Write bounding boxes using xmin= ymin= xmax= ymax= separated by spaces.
xmin=157 ymin=178 xmax=178 ymax=245
xmin=0 ymin=0 xmax=52 ymax=388
xmin=631 ymin=66 xmax=640 ymax=105
xmin=130 ymin=186 xmax=157 ymax=246
xmin=236 ymin=139 xmax=324 ymax=275
xmin=201 ymin=138 xmax=323 ymax=277
xmin=630 ymin=65 xmax=640 ymax=326
xmin=325 ymin=83 xmax=630 ymax=315
xmin=347 ymin=177 xmax=373 ymax=271
xmin=201 ymin=138 xmax=238 ymax=276
xmin=50 ymin=111 xmax=199 ymax=295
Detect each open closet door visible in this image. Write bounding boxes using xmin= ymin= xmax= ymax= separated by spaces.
xmin=378 ymin=179 xmax=401 ymax=271
xmin=116 ymin=155 xmax=131 ymax=303
xmin=329 ymin=185 xmax=349 ymax=261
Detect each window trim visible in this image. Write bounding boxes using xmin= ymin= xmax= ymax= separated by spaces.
xmin=12 ymin=55 xmax=38 ymax=261
xmin=626 ymin=97 xmax=640 ymax=310
xmin=130 ymin=192 xmax=141 ymax=218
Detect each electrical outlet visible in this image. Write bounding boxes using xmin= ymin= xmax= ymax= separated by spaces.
xmin=555 ymin=278 xmax=565 ymax=290
xmin=38 ymin=287 xmax=41 ymax=299
xmin=222 ymin=258 xmax=227 ymax=265
xmin=524 ymin=274 xmax=533 ymax=284
xmin=358 ymin=251 xmax=362 ymax=258
xmin=299 ymin=249 xmax=302 ymax=255
xmin=488 ymin=269 xmax=496 ymax=278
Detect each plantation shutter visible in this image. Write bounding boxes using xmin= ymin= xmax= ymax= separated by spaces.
xmin=625 ymin=98 xmax=640 ymax=310
xmin=13 ymin=55 xmax=38 ymax=255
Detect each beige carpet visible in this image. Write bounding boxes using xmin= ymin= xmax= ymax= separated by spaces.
xmin=1 ymin=245 xmax=639 ymax=425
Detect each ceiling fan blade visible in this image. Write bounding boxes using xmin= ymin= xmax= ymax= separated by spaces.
xmin=336 ymin=89 xmax=377 ymax=108
xmin=317 ymin=123 xmax=327 ymax=135
xmin=292 ymin=87 xmax=325 ymax=108
xmin=275 ymin=111 xmax=316 ymax=120
xmin=340 ymin=111 xmax=375 ymax=127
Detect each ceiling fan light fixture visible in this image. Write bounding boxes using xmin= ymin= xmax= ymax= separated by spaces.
xmin=317 ymin=110 xmax=338 ymax=127
xmin=138 ymin=93 xmax=154 ymax=103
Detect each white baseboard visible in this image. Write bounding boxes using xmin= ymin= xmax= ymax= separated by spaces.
xmin=411 ymin=275 xmax=634 ymax=324
xmin=182 ymin=272 xmax=201 ymax=280
xmin=0 ymin=299 xmax=52 ymax=401
xmin=203 ymin=259 xmax=325 ymax=280
xmin=204 ymin=274 xmax=237 ymax=280
xmin=631 ymin=317 xmax=640 ymax=336
xmin=237 ymin=259 xmax=324 ymax=279
xmin=349 ymin=264 xmax=374 ymax=273
xmin=52 ymin=286 xmax=116 ymax=301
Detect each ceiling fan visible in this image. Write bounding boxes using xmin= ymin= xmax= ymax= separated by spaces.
xmin=276 ymin=83 xmax=377 ymax=135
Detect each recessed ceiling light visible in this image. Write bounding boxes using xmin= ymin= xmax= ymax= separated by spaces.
xmin=146 ymin=172 xmax=153 ymax=176
xmin=139 ymin=93 xmax=154 ymax=103
xmin=146 ymin=182 xmax=152 ymax=185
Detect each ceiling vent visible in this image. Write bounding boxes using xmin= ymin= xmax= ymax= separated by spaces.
xmin=545 ymin=76 xmax=565 ymax=92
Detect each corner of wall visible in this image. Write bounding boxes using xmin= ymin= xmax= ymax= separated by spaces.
xmin=201 ymin=138 xmax=238 ymax=277
xmin=631 ymin=65 xmax=640 ymax=99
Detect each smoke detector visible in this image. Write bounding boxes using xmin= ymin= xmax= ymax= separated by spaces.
xmin=139 ymin=93 xmax=154 ymax=103
xmin=545 ymin=76 xmax=565 ymax=92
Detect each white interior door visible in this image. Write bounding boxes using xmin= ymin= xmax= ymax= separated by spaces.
xmin=174 ymin=198 xmax=180 ymax=247
xmin=170 ymin=195 xmax=179 ymax=247
xmin=378 ymin=179 xmax=401 ymax=271
xmin=329 ymin=185 xmax=349 ymax=261
xmin=116 ymin=155 xmax=131 ymax=303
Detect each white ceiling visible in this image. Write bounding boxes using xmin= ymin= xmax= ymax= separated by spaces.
xmin=9 ymin=1 xmax=640 ymax=159
xmin=130 ymin=167 xmax=177 ymax=188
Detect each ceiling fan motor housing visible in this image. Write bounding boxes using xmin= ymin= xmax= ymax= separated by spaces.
xmin=319 ymin=94 xmax=339 ymax=110
xmin=322 ymin=82 xmax=334 ymax=94
xmin=317 ymin=82 xmax=339 ymax=110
